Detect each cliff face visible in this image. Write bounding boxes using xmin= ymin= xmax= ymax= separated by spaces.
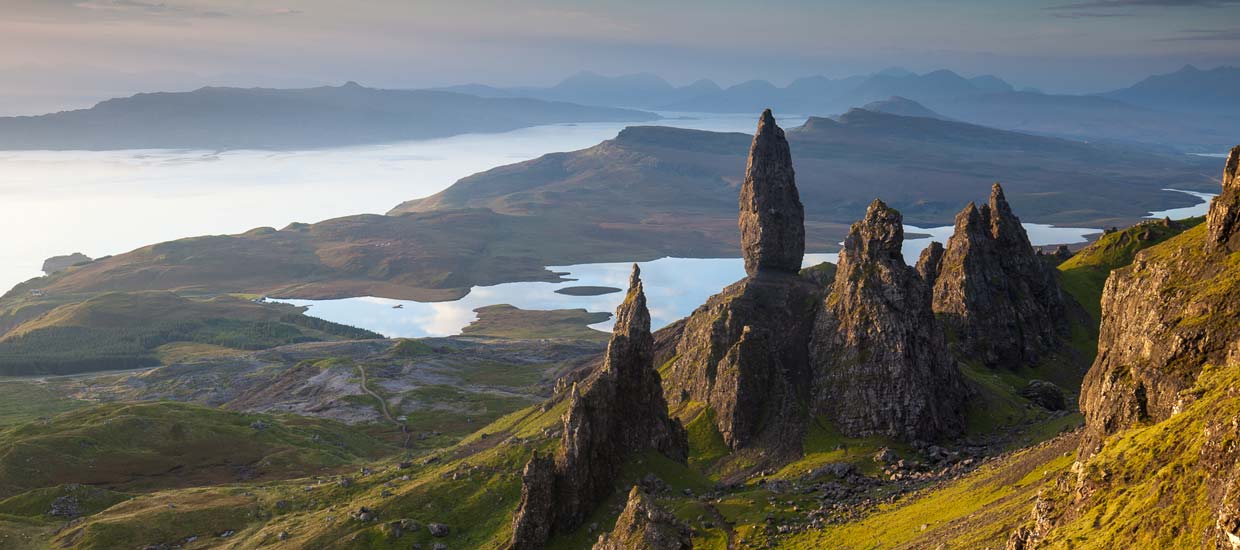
xmin=1206 ymin=146 xmax=1240 ymax=252
xmin=1010 ymin=148 xmax=1240 ymax=549
xmin=592 ymin=487 xmax=692 ymax=550
xmin=509 ymin=266 xmax=687 ymax=549
xmin=665 ymin=273 xmax=821 ymax=452
xmin=931 ymin=184 xmax=1067 ymax=368
xmin=810 ymin=200 xmax=966 ymax=440
xmin=738 ymin=108 xmax=805 ymax=276
xmin=1079 ymin=148 xmax=1240 ymax=455
xmin=664 ymin=111 xmax=822 ymax=455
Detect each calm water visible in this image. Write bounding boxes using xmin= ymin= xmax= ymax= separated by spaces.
xmin=0 ymin=112 xmax=799 ymax=293
xmin=1147 ymin=189 xmax=1216 ymax=219
xmin=275 ymin=221 xmax=1104 ymax=337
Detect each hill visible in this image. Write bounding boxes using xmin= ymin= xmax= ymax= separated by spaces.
xmin=1103 ymin=64 xmax=1240 ymax=118
xmin=0 ymin=82 xmax=657 ymax=151
xmin=860 ymin=96 xmax=951 ymax=120
xmin=396 ymin=108 xmax=1216 ymax=230
xmin=0 ymin=291 xmax=379 ymax=375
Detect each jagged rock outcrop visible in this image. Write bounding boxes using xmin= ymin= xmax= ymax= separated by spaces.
xmin=41 ymin=252 xmax=92 ymax=275
xmin=592 ymin=487 xmax=692 ymax=550
xmin=931 ymin=183 xmax=1067 ymax=368
xmin=664 ymin=111 xmax=821 ymax=455
xmin=509 ymin=266 xmax=688 ymax=549
xmin=739 ymin=109 xmax=805 ymax=276
xmin=1080 ymin=149 xmax=1240 ymax=455
xmin=1206 ymin=145 xmax=1240 ymax=252
xmin=665 ymin=272 xmax=821 ymax=452
xmin=509 ymin=452 xmax=554 ymax=550
xmin=915 ymin=241 xmax=944 ymax=283
xmin=810 ymin=200 xmax=966 ymax=440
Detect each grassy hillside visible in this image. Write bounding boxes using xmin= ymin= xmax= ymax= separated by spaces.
xmin=1058 ymin=216 xmax=1203 ymax=321
xmin=0 ymin=291 xmax=378 ymax=375
xmin=460 ymin=304 xmax=610 ymax=341
xmin=0 ymin=401 xmax=394 ymax=499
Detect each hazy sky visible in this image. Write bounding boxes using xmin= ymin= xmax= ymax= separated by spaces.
xmin=2 ymin=0 xmax=1238 ymax=114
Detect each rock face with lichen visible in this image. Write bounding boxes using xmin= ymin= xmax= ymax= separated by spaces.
xmin=930 ymin=183 xmax=1067 ymax=369
xmin=1207 ymin=146 xmax=1240 ymax=252
xmin=1080 ymin=147 xmax=1240 ymax=456
xmin=1007 ymin=148 xmax=1240 ymax=549
xmin=509 ymin=265 xmax=687 ymax=550
xmin=739 ymin=108 xmax=805 ymax=276
xmin=810 ymin=200 xmax=967 ymax=440
xmin=664 ymin=111 xmax=822 ymax=457
xmin=592 ymin=486 xmax=692 ymax=550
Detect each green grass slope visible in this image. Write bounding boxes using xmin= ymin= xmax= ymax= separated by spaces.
xmin=1058 ymin=216 xmax=1202 ymax=322
xmin=0 ymin=401 xmax=393 ymax=499
xmin=0 ymin=291 xmax=379 ymax=375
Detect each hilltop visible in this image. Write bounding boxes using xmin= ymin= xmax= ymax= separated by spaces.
xmin=0 ymin=83 xmax=657 ymax=151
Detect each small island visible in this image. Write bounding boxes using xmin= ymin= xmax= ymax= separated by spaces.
xmin=553 ymin=285 xmax=623 ymax=296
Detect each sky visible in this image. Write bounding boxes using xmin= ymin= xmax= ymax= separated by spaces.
xmin=2 ymin=0 xmax=1238 ymax=114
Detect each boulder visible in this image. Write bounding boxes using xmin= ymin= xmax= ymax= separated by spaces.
xmin=592 ymin=486 xmax=691 ymax=550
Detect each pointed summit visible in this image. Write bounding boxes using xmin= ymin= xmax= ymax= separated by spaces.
xmin=932 ymin=187 xmax=1067 ymax=368
xmin=1206 ymin=145 xmax=1240 ymax=251
xmin=739 ymin=109 xmax=805 ymax=276
xmin=988 ymin=183 xmax=1031 ymax=250
xmin=508 ymin=264 xmax=685 ymax=550
xmin=811 ymin=200 xmax=965 ymax=440
xmin=843 ymin=199 xmax=904 ymax=263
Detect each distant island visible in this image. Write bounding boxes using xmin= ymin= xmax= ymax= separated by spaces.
xmin=0 ymin=82 xmax=658 ymax=151
xmin=554 ymin=286 xmax=623 ymax=296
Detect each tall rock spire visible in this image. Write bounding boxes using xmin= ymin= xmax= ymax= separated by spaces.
xmin=1206 ymin=145 xmax=1240 ymax=252
xmin=931 ymin=183 xmax=1067 ymax=369
xmin=810 ymin=200 xmax=966 ymax=440
xmin=663 ymin=111 xmax=821 ymax=457
xmin=739 ymin=109 xmax=805 ymax=276
xmin=509 ymin=266 xmax=686 ymax=550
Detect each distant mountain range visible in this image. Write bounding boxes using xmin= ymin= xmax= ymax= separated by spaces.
xmin=0 ymin=82 xmax=658 ymax=150
xmin=435 ymin=66 xmax=1239 ymax=151
xmin=1102 ymin=64 xmax=1240 ymax=117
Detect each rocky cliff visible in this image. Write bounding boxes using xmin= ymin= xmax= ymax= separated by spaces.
xmin=738 ymin=109 xmax=805 ymax=276
xmin=592 ymin=486 xmax=692 ymax=550
xmin=1080 ymin=147 xmax=1240 ymax=455
xmin=1207 ymin=146 xmax=1240 ymax=252
xmin=1009 ymin=148 xmax=1240 ymax=549
xmin=930 ymin=184 xmax=1068 ymax=368
xmin=810 ymin=200 xmax=966 ymax=440
xmin=664 ymin=111 xmax=822 ymax=456
xmin=509 ymin=266 xmax=687 ymax=549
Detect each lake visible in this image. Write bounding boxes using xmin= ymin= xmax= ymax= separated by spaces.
xmin=276 ymin=189 xmax=1218 ymax=338
xmin=274 ymin=221 xmax=1107 ymax=337
xmin=0 ymin=112 xmax=801 ymax=294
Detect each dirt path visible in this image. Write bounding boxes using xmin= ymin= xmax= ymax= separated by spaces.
xmin=355 ymin=363 xmax=395 ymax=423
